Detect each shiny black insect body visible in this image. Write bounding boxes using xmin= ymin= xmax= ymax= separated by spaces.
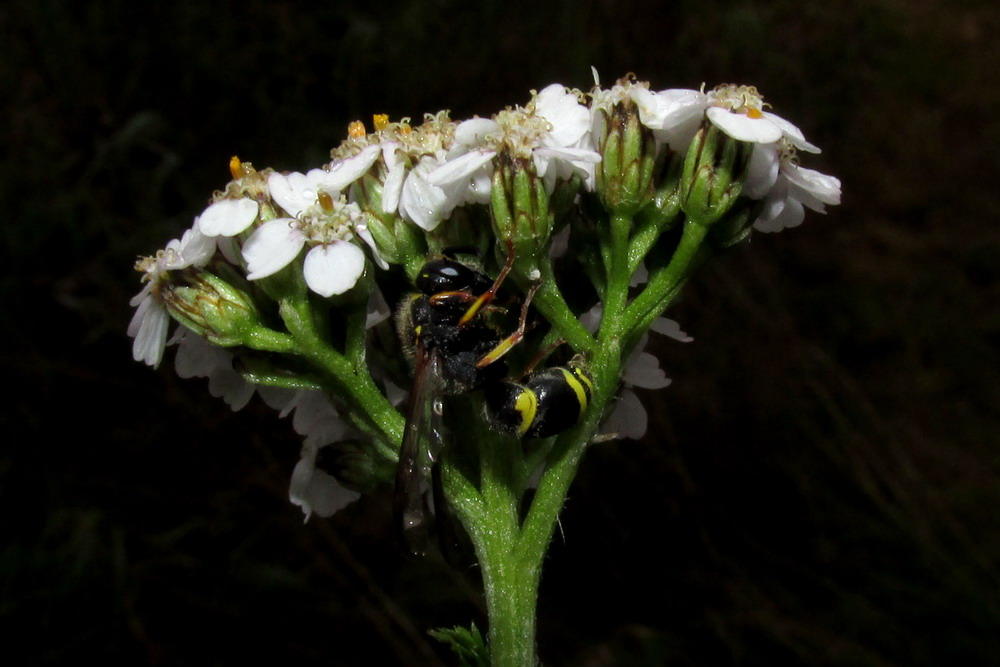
xmin=485 ymin=363 xmax=594 ymax=439
xmin=393 ymin=253 xmax=592 ymax=555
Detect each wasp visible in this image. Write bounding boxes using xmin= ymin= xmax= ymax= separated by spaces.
xmin=393 ymin=249 xmax=593 ymax=555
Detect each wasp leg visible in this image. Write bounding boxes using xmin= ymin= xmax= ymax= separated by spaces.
xmin=475 ymin=282 xmax=540 ymax=369
xmin=516 ymin=337 xmax=567 ymax=380
xmin=458 ymin=240 xmax=516 ymax=327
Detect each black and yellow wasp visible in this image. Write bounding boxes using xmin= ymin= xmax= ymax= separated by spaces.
xmin=393 ymin=249 xmax=594 ymax=555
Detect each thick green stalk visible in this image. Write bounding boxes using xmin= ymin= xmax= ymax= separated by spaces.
xmin=442 ymin=422 xmax=535 ymax=666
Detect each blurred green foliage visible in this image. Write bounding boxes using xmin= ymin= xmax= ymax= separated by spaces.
xmin=2 ymin=0 xmax=999 ymax=664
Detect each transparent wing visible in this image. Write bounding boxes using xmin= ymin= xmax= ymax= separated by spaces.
xmin=393 ymin=344 xmax=443 ymax=556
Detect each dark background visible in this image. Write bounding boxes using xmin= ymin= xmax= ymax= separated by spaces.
xmin=4 ymin=0 xmax=999 ymax=664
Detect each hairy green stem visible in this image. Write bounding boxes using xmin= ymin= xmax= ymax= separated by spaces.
xmin=279 ymin=297 xmax=405 ymax=447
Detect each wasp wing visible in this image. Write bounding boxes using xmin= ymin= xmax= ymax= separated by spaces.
xmin=393 ymin=343 xmax=444 ymax=556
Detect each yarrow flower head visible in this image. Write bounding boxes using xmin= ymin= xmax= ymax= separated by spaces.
xmin=128 ymin=226 xmax=216 ymax=367
xmin=243 ymin=180 xmax=370 ymax=297
xmin=589 ymin=70 xmax=707 ymax=155
xmin=428 ymin=84 xmax=602 ymax=197
xmin=752 ymin=140 xmax=842 ymax=232
xmin=704 ymin=84 xmax=819 ymax=152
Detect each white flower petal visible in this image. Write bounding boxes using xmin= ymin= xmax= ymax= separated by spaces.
xmin=534 ymin=145 xmax=602 ymax=164
xmin=535 ymin=84 xmax=590 ymax=147
xmin=324 ymin=145 xmax=381 ymax=192
xmin=303 ymin=242 xmax=365 ymax=297
xmin=243 ymin=218 xmax=305 ymax=280
xmin=604 ymin=389 xmax=649 ymax=441
xmin=631 ymin=86 xmax=660 ymax=125
xmin=646 ymin=89 xmax=706 ymax=128
xmin=268 ymin=172 xmax=315 ymax=218
xmin=707 ymin=107 xmax=783 ymax=144
xmin=762 ymin=112 xmax=821 ymax=153
xmin=258 ymin=386 xmax=297 ymax=412
xmin=401 ymin=172 xmax=451 ymax=232
xmin=131 ymin=298 xmax=169 ymax=367
xmin=650 ymin=318 xmax=694 ymax=342
xmin=453 ymin=118 xmax=499 ymax=151
xmin=209 ymin=367 xmax=255 ymax=411
xmin=355 ymin=224 xmax=389 ymax=270
xmin=366 ymin=286 xmax=391 ymax=328
xmin=380 ymin=143 xmax=405 ymax=214
xmin=128 ymin=283 xmax=152 ymax=310
xmin=289 ymin=391 xmax=340 ymax=435
xmin=427 ymin=150 xmax=496 ymax=187
xmin=579 ymin=303 xmax=602 ymax=334
xmin=290 ymin=459 xmax=360 ymax=521
xmin=624 ymin=352 xmax=673 ymax=389
xmin=756 ymin=177 xmax=790 ymax=224
xmin=197 ymin=198 xmax=259 ymax=237
xmin=785 ymin=165 xmax=842 ymax=209
xmin=755 ymin=197 xmax=804 ymax=232
xmin=174 ymin=331 xmax=225 ymax=378
xmin=645 ymin=88 xmax=708 ymax=149
xmin=743 ymin=144 xmax=780 ymax=199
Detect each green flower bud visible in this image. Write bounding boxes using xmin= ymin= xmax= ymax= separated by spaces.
xmin=161 ymin=269 xmax=262 ymax=346
xmin=636 ymin=149 xmax=684 ymax=232
xmin=680 ymin=123 xmax=752 ymax=228
xmin=490 ymin=151 xmax=552 ymax=274
xmin=708 ymin=199 xmax=760 ymax=250
xmin=595 ymin=97 xmax=658 ymax=215
xmin=352 ymin=172 xmax=404 ymax=264
xmin=316 ymin=439 xmax=395 ymax=493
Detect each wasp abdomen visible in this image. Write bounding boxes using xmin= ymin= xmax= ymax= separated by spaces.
xmin=486 ymin=366 xmax=594 ymax=438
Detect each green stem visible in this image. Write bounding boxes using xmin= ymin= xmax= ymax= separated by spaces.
xmin=603 ymin=211 xmax=632 ymax=319
xmin=279 ymin=296 xmax=405 ymax=447
xmin=532 ymin=258 xmax=595 ymax=354
xmin=238 ymin=326 xmax=296 ymax=354
xmin=622 ymin=221 xmax=709 ymax=338
xmin=443 ymin=422 xmax=535 ymax=667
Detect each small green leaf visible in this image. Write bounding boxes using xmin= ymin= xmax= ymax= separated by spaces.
xmin=428 ymin=622 xmax=490 ymax=667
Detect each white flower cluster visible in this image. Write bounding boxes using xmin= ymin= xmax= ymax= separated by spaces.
xmin=130 ymin=76 xmax=839 ymax=369
xmin=589 ymin=72 xmax=841 ymax=230
xmin=128 ymin=74 xmax=841 ymax=517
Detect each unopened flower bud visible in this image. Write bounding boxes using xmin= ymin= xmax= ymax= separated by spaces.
xmin=595 ymin=97 xmax=657 ymax=215
xmin=708 ymin=203 xmax=756 ymax=250
xmin=490 ymin=152 xmax=552 ymax=268
xmin=636 ymin=150 xmax=684 ymax=231
xmin=680 ymin=123 xmax=752 ymax=227
xmin=315 ymin=439 xmax=394 ymax=492
xmin=351 ymin=171 xmax=404 ymax=263
xmin=161 ymin=270 xmax=261 ymax=346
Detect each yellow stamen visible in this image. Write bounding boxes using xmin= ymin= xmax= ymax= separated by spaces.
xmin=347 ymin=120 xmax=366 ymax=138
xmin=746 ymin=107 xmax=764 ymax=119
xmin=317 ymin=191 xmax=334 ymax=211
xmin=229 ymin=156 xmax=243 ymax=180
xmin=372 ymin=114 xmax=389 ymax=131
